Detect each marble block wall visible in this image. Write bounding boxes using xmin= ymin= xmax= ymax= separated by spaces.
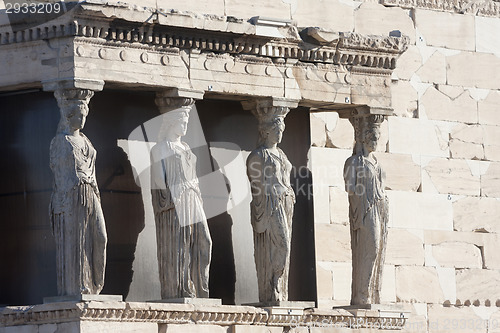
xmin=309 ymin=2 xmax=500 ymax=331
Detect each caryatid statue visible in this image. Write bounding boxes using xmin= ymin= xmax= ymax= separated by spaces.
xmin=150 ymin=95 xmax=212 ymax=299
xmin=245 ymin=99 xmax=297 ymax=303
xmin=49 ymin=88 xmax=107 ymax=296
xmin=343 ymin=113 xmax=388 ymax=305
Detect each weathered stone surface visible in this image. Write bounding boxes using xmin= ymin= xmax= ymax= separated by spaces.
xmin=315 ymin=224 xmax=351 ymax=262
xmin=394 ymin=45 xmax=424 ymax=81
xmin=453 ymin=196 xmax=500 ymax=233
xmin=329 ymin=186 xmax=349 ymax=225
xmin=456 ymin=269 xmax=500 ymax=302
xmin=427 ymin=304 xmax=486 ymax=333
xmin=293 ymin=0 xmax=355 ymax=32
xmin=388 ymin=117 xmax=450 ymax=157
xmin=387 ymin=191 xmax=453 ymax=230
xmin=421 ymin=86 xmax=478 ymax=123
xmin=159 ymin=324 xmax=227 ymax=333
xmin=449 ymin=124 xmax=484 ymax=160
xmin=401 ymin=303 xmax=428 ymax=332
xmin=482 ymin=162 xmax=500 ymax=197
xmin=431 ymin=242 xmax=482 ymax=269
xmin=354 ymin=2 xmax=416 ymax=43
xmin=158 ymin=0 xmax=225 ymax=16
xmin=310 ymin=113 xmax=327 ymax=147
xmin=395 ymin=266 xmax=444 ymax=303
xmin=225 ymin=0 xmax=291 ymax=21
xmin=450 ymin=140 xmax=484 ymax=160
xmin=447 ymin=52 xmax=500 ymax=89
xmin=310 ymin=147 xmax=352 ymax=188
xmin=316 ymin=265 xmax=334 ymax=300
xmin=350 ymin=73 xmax=392 ymax=108
xmin=424 ymin=158 xmax=480 ymax=195
xmin=489 ymin=310 xmax=500 ymax=333
xmin=377 ymin=117 xmax=389 ymax=153
xmin=423 ymin=230 xmax=484 ymax=246
xmin=374 ymin=152 xmax=421 ymax=191
xmin=39 ymin=324 xmax=58 ymax=333
xmin=485 ymin=145 xmax=500 ymax=162
xmin=483 ymin=125 xmax=500 ymax=147
xmin=451 ymin=124 xmax=483 ymax=145
xmin=482 ymin=234 xmax=500 ymax=269
xmin=391 ymin=79 xmax=418 ymax=118
xmin=476 ymin=16 xmax=500 ymax=56
xmin=83 ymin=321 xmax=158 ymax=332
xmin=311 ymin=147 xmax=351 ymax=226
xmin=479 ymin=90 xmax=500 ymax=126
xmin=314 ymin=184 xmax=331 ymax=225
xmin=416 ymin=51 xmax=447 ymax=84
xmin=386 ymin=229 xmax=424 ymax=265
xmin=381 ymin=265 xmax=396 ymax=303
xmin=232 ymin=325 xmax=283 ymax=333
xmin=414 ymin=9 xmax=475 ymax=51
xmin=326 ymin=118 xmax=354 ymax=150
xmin=318 ymin=262 xmax=352 ymax=302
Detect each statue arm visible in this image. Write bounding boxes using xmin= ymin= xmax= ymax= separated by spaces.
xmin=247 ymin=152 xmax=264 ymax=201
xmin=343 ymin=156 xmax=357 ymax=195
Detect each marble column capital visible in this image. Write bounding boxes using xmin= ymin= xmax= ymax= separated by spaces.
xmin=241 ymin=97 xmax=299 ymax=125
xmin=337 ymin=105 xmax=393 ymax=120
xmin=42 ymin=79 xmax=103 ymax=112
xmin=342 ymin=106 xmax=388 ymax=156
xmin=155 ymin=88 xmax=204 ymax=114
xmin=42 ymin=78 xmax=105 ymax=92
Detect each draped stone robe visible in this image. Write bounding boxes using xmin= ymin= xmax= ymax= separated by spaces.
xmin=247 ymin=146 xmax=295 ymax=302
xmin=344 ymin=154 xmax=388 ymax=305
xmin=49 ymin=133 xmax=107 ymax=296
xmin=150 ymin=140 xmax=212 ymax=299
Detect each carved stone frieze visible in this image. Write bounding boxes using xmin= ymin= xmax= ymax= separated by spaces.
xmin=380 ymin=0 xmax=500 ymax=17
xmin=0 ymin=302 xmax=408 ymax=329
xmin=338 ymin=32 xmax=410 ymax=54
xmin=0 ymin=3 xmax=408 ymax=73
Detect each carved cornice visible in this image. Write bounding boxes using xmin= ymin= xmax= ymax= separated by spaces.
xmin=0 ymin=302 xmax=408 ymax=329
xmin=380 ymin=0 xmax=500 ymax=17
xmin=0 ymin=3 xmax=408 ymax=76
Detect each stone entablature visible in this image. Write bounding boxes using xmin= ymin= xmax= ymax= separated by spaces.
xmin=0 ymin=1 xmax=408 ymax=111
xmin=0 ymin=301 xmax=408 ymax=330
xmin=380 ymin=0 xmax=500 ymax=17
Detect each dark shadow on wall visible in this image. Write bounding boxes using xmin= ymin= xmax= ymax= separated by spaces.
xmin=283 ymin=107 xmax=317 ymax=303
xmin=0 ymin=91 xmax=59 ymax=306
xmin=85 ymin=90 xmax=158 ymax=299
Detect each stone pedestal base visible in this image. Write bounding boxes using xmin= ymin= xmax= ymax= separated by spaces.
xmin=150 ymin=298 xmax=222 ymax=306
xmin=0 ymin=301 xmax=408 ymax=332
xmin=248 ymin=301 xmax=315 ymax=308
xmin=339 ymin=303 xmax=412 ymax=318
xmin=43 ymin=294 xmax=123 ymax=303
xmin=333 ymin=304 xmax=412 ymax=329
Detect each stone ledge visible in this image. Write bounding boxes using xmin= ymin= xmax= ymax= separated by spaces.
xmin=0 ymin=301 xmax=408 ymax=329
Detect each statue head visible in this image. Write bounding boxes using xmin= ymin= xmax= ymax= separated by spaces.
xmin=158 ymin=108 xmax=190 ymax=142
xmin=361 ymin=122 xmax=381 ymax=155
xmin=54 ymin=89 xmax=94 ymax=134
xmin=258 ymin=116 xmax=285 ymax=147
